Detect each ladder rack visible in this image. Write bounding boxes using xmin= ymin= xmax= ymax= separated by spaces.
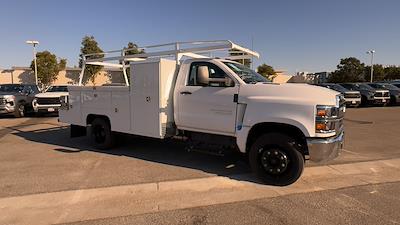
xmin=78 ymin=40 xmax=260 ymax=86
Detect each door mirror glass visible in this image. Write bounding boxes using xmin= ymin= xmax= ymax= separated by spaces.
xmin=225 ymin=76 xmax=235 ymax=87
xmin=188 ymin=62 xmax=234 ymax=87
xmin=197 ymin=66 xmax=210 ymax=86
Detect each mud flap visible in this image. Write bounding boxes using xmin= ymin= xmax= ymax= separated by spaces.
xmin=70 ymin=124 xmax=87 ymax=137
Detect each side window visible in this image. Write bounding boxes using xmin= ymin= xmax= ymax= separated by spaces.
xmin=22 ymin=85 xmax=30 ymax=94
xmin=187 ymin=62 xmax=230 ymax=87
xmin=31 ymin=85 xmax=39 ymax=93
xmin=23 ymin=85 xmax=36 ymax=95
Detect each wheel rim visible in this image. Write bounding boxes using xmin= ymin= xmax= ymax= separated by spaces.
xmin=259 ymin=148 xmax=289 ymax=175
xmin=93 ymin=124 xmax=106 ymax=143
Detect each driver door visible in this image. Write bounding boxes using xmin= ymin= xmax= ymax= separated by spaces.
xmin=177 ymin=61 xmax=239 ymax=135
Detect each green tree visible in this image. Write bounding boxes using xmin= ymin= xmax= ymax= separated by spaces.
xmin=79 ymin=36 xmax=104 ymax=85
xmin=257 ymin=63 xmax=276 ymax=80
xmin=364 ymin=64 xmax=385 ymax=82
xmin=384 ymin=66 xmax=400 ymax=80
xmin=125 ymin=42 xmax=144 ymax=55
xmin=30 ymin=51 xmax=66 ymax=87
xmin=122 ymin=42 xmax=145 ymax=83
xmin=229 ymin=50 xmax=251 ymax=67
xmin=328 ymin=57 xmax=365 ymax=83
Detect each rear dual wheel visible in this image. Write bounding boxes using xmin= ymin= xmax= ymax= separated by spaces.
xmin=249 ymin=133 xmax=304 ymax=186
xmin=90 ymin=118 xmax=115 ymax=149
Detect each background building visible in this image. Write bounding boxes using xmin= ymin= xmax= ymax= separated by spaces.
xmin=294 ymin=71 xmax=331 ymax=84
xmin=0 ymin=67 xmax=125 ymax=86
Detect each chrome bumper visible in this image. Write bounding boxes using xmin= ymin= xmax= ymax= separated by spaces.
xmin=307 ymin=131 xmax=344 ymax=163
xmin=33 ymin=104 xmax=61 ymax=112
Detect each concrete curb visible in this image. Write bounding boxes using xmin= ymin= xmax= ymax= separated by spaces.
xmin=1 ymin=158 xmax=400 ymax=225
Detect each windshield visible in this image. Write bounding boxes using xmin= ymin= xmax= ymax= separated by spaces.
xmin=46 ymin=86 xmax=68 ymax=92
xmin=358 ymin=83 xmax=375 ymax=91
xmin=223 ymin=62 xmax=270 ymax=84
xmin=341 ymin=83 xmax=374 ymax=91
xmin=375 ymin=83 xmax=400 ymax=90
xmin=0 ymin=84 xmax=24 ymax=92
xmin=328 ymin=84 xmax=348 ymax=92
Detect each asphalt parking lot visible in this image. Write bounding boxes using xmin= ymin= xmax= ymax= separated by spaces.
xmin=1 ymin=107 xmax=400 ymax=225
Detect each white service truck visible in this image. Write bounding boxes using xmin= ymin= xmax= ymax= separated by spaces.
xmin=59 ymin=40 xmax=345 ymax=186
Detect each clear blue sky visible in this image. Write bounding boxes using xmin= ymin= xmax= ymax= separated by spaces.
xmin=0 ymin=0 xmax=399 ymax=74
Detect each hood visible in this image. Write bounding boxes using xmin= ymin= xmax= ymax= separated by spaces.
xmin=35 ymin=92 xmax=69 ymax=98
xmin=239 ymin=83 xmax=339 ymax=106
xmin=0 ymin=91 xmax=21 ymax=96
xmin=344 ymin=90 xmax=360 ymax=94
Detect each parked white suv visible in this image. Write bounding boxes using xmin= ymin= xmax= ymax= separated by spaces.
xmin=32 ymin=85 xmax=69 ymax=114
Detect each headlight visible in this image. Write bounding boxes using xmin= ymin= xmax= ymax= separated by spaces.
xmin=368 ymin=91 xmax=375 ymax=97
xmin=316 ymin=106 xmax=340 ymax=118
xmin=315 ymin=103 xmax=344 ymax=134
xmin=4 ymin=95 xmax=15 ymax=102
xmin=4 ymin=95 xmax=15 ymax=105
xmin=32 ymin=98 xmax=37 ymax=106
xmin=315 ymin=120 xmax=337 ymax=132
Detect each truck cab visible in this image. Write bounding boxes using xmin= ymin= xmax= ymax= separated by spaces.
xmin=59 ymin=40 xmax=344 ymax=186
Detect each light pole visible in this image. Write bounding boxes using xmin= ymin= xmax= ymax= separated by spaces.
xmin=366 ymin=50 xmax=375 ymax=82
xmin=26 ymin=40 xmax=39 ymax=85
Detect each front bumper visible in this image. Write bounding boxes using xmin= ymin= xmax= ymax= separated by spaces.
xmin=345 ymin=98 xmax=361 ymax=106
xmin=33 ymin=104 xmax=61 ymax=113
xmin=373 ymin=97 xmax=390 ymax=105
xmin=307 ymin=131 xmax=344 ymax=163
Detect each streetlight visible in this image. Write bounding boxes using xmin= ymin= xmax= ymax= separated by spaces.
xmin=26 ymin=40 xmax=39 ymax=85
xmin=366 ymin=50 xmax=375 ymax=82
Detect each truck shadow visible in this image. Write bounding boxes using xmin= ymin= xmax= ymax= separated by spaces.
xmin=12 ymin=125 xmax=263 ymax=184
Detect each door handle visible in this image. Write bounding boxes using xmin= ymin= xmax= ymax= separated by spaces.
xmin=180 ymin=91 xmax=192 ymax=95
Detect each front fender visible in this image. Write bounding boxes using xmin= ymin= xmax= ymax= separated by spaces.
xmin=235 ymin=101 xmax=315 ymax=153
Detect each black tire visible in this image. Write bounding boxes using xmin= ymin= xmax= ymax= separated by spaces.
xmin=249 ymin=133 xmax=304 ymax=186
xmin=14 ymin=102 xmax=25 ymax=118
xmin=361 ymin=95 xmax=368 ymax=106
xmin=390 ymin=96 xmax=397 ymax=106
xmin=90 ymin=118 xmax=114 ymax=149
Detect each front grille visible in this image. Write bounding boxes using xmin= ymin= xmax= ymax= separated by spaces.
xmin=375 ymin=92 xmax=389 ymax=97
xmin=36 ymin=97 xmax=60 ymax=105
xmin=344 ymin=93 xmax=360 ymax=98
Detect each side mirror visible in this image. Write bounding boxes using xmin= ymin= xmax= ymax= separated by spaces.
xmin=225 ymin=76 xmax=235 ymax=87
xmin=197 ymin=66 xmax=210 ymax=86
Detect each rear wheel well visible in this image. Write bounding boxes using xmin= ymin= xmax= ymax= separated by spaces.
xmin=246 ymin=122 xmax=308 ymax=156
xmin=86 ymin=114 xmax=111 ymax=127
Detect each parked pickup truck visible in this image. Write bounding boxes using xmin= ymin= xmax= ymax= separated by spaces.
xmin=59 ymin=40 xmax=345 ymax=186
xmin=316 ymin=83 xmax=361 ymax=107
xmin=0 ymin=84 xmax=40 ymax=117
xmin=366 ymin=83 xmax=400 ymax=105
xmin=32 ymin=85 xmax=69 ymax=114
xmin=339 ymin=83 xmax=390 ymax=106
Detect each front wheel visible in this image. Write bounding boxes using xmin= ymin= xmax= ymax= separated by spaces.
xmin=249 ymin=133 xmax=304 ymax=186
xmin=90 ymin=118 xmax=115 ymax=149
xmin=14 ymin=103 xmax=25 ymax=118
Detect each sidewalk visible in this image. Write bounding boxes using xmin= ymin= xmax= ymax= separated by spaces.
xmin=1 ymin=158 xmax=400 ymax=225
